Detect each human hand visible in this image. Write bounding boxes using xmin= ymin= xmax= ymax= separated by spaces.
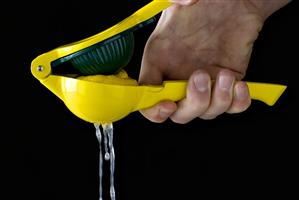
xmin=138 ymin=0 xmax=290 ymax=123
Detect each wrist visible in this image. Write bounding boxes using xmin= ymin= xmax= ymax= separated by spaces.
xmin=249 ymin=0 xmax=292 ymax=20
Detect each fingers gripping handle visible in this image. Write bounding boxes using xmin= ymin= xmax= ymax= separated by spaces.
xmin=164 ymin=81 xmax=286 ymax=106
xmin=137 ymin=81 xmax=286 ymax=111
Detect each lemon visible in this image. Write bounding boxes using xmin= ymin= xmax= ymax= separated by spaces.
xmin=78 ymin=70 xmax=138 ymax=86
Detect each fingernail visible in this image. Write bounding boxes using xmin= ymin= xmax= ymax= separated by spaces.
xmin=236 ymin=83 xmax=249 ymax=100
xmin=159 ymin=108 xmax=172 ymax=118
xmin=194 ymin=73 xmax=209 ymax=92
xmin=219 ymin=74 xmax=233 ymax=91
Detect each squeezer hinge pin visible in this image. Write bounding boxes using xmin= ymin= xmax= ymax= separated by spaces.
xmin=37 ymin=65 xmax=44 ymax=72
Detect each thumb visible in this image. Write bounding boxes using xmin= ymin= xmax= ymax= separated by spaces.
xmin=170 ymin=0 xmax=199 ymax=6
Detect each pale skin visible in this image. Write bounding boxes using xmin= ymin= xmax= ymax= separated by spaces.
xmin=139 ymin=0 xmax=291 ymax=123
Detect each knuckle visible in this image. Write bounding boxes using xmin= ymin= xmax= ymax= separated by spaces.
xmin=188 ymin=89 xmax=211 ymax=111
xmin=216 ymin=90 xmax=233 ymax=103
xmin=189 ymin=97 xmax=210 ymax=111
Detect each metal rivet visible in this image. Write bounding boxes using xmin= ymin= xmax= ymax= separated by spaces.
xmin=37 ymin=65 xmax=44 ymax=72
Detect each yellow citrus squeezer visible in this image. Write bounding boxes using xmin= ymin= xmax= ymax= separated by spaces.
xmin=31 ymin=0 xmax=287 ymax=124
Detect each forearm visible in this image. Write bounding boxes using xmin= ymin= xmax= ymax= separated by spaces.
xmin=250 ymin=0 xmax=292 ymax=19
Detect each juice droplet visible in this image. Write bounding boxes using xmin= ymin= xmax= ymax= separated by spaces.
xmin=105 ymin=152 xmax=110 ymax=160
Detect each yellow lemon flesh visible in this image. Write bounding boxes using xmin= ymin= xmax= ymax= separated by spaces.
xmin=78 ymin=70 xmax=138 ymax=86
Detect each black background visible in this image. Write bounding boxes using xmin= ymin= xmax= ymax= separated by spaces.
xmin=2 ymin=0 xmax=298 ymax=199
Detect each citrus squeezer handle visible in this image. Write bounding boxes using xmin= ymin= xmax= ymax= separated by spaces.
xmin=139 ymin=81 xmax=287 ymax=109
xmin=246 ymin=82 xmax=287 ymax=106
xmin=163 ymin=81 xmax=286 ymax=106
